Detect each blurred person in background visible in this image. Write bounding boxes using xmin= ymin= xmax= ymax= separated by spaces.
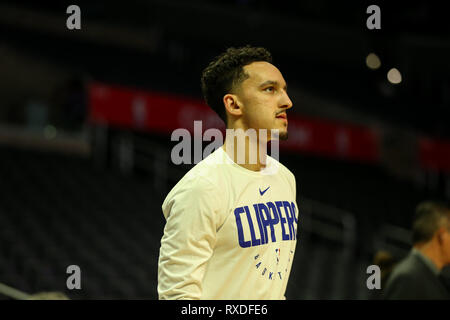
xmin=383 ymin=201 xmax=450 ymax=299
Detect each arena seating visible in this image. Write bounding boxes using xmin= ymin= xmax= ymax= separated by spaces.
xmin=0 ymin=146 xmax=164 ymax=299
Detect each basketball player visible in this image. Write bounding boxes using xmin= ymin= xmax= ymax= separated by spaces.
xmin=158 ymin=46 xmax=298 ymax=299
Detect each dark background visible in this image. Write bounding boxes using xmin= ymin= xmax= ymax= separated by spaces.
xmin=0 ymin=0 xmax=449 ymax=299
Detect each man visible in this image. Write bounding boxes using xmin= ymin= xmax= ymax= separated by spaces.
xmin=383 ymin=201 xmax=450 ymax=299
xmin=158 ymin=46 xmax=298 ymax=299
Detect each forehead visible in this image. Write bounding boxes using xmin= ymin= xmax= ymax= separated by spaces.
xmin=242 ymin=61 xmax=286 ymax=86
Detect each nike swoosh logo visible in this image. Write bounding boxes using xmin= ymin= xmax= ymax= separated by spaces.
xmin=259 ymin=186 xmax=270 ymax=196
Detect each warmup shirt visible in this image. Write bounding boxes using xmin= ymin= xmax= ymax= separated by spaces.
xmin=158 ymin=146 xmax=298 ymax=300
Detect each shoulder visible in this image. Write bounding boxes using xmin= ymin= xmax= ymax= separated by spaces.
xmin=162 ymin=151 xmax=225 ymax=216
xmin=393 ymin=253 xmax=428 ymax=276
xmin=388 ymin=254 xmax=423 ymax=282
xmin=268 ymin=155 xmax=297 ymax=188
xmin=383 ymin=253 xmax=433 ymax=298
xmin=172 ymin=147 xmax=226 ymax=189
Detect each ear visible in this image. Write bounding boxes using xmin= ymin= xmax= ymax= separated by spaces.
xmin=437 ymin=227 xmax=447 ymax=245
xmin=223 ymin=93 xmax=243 ymax=118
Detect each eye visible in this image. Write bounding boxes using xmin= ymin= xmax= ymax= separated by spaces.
xmin=264 ymin=86 xmax=275 ymax=93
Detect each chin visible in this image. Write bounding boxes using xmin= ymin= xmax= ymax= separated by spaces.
xmin=279 ymin=131 xmax=288 ymax=141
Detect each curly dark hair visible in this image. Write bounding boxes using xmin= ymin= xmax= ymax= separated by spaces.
xmin=201 ymin=46 xmax=272 ymax=124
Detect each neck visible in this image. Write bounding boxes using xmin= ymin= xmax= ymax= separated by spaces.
xmin=414 ymin=242 xmax=444 ymax=270
xmin=222 ymin=130 xmax=268 ymax=172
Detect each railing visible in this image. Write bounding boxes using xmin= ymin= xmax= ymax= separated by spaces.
xmin=372 ymin=223 xmax=412 ymax=259
xmin=0 ymin=282 xmax=68 ymax=300
xmin=0 ymin=282 xmax=30 ymax=300
xmin=300 ymin=198 xmax=357 ymax=248
xmin=0 ymin=124 xmax=90 ymax=156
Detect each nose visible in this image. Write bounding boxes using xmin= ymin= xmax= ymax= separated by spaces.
xmin=280 ymin=90 xmax=293 ymax=110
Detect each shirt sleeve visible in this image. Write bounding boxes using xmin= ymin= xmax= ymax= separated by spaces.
xmin=158 ymin=176 xmax=222 ymax=300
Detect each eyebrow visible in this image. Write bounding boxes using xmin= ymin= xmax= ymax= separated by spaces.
xmin=259 ymin=80 xmax=288 ymax=91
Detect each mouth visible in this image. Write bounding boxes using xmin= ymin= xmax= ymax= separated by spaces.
xmin=276 ymin=113 xmax=287 ymax=122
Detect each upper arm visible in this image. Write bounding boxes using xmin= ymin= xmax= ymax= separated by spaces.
xmin=158 ymin=177 xmax=221 ymax=300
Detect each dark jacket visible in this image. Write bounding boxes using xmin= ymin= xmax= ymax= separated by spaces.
xmin=383 ymin=250 xmax=450 ymax=300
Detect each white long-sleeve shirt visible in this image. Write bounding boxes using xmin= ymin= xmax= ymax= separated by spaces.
xmin=158 ymin=146 xmax=298 ymax=299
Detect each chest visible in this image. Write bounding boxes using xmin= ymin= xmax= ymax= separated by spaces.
xmin=217 ymin=177 xmax=298 ymax=250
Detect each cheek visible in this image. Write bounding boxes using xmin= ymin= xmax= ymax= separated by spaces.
xmin=245 ymin=98 xmax=273 ymax=125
